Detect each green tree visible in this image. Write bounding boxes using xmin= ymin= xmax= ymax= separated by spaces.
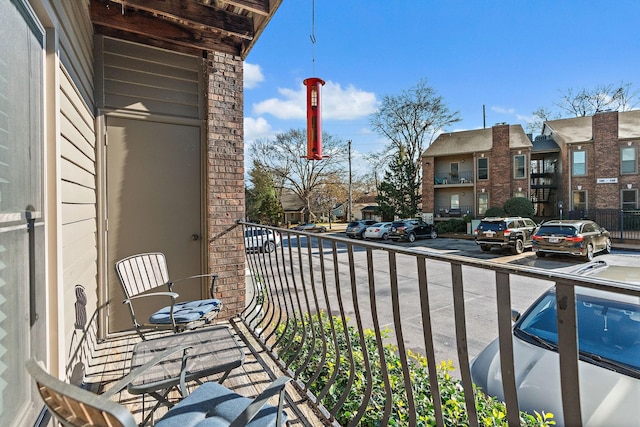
xmin=245 ymin=161 xmax=282 ymax=224
xmin=376 ymin=150 xmax=420 ymax=219
xmin=504 ymin=197 xmax=535 ymax=217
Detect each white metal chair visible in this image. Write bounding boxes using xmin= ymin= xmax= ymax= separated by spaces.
xmin=115 ymin=252 xmax=222 ymax=339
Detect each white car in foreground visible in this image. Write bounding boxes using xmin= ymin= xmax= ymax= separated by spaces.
xmin=471 ymin=261 xmax=640 ymax=426
xmin=363 ymin=222 xmax=392 ymax=240
xmin=244 ymin=227 xmax=281 ymax=253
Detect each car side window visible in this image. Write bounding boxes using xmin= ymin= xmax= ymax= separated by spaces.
xmin=583 ymin=223 xmax=593 ymax=233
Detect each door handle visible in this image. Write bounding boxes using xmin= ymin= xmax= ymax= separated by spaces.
xmin=192 ymin=234 xmax=200 ymax=241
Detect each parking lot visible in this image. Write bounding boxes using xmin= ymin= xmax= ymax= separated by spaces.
xmin=283 ymin=229 xmax=640 ymax=374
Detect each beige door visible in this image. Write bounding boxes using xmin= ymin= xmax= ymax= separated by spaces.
xmin=106 ymin=116 xmax=203 ymax=333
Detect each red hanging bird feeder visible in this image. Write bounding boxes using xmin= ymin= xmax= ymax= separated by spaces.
xmin=302 ymin=77 xmax=328 ymax=160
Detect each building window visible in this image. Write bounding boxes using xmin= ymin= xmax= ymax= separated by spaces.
xmin=622 ymin=189 xmax=638 ymax=210
xmin=572 ymin=150 xmax=586 ymax=176
xmin=478 ymin=193 xmax=489 ymax=216
xmin=477 ymin=157 xmax=488 ymax=180
xmin=572 ymin=190 xmax=587 ymax=210
xmin=450 ymin=162 xmax=459 ymax=178
xmin=514 ymin=154 xmax=526 ymax=178
xmin=450 ymin=194 xmax=460 ymax=209
xmin=621 ymin=146 xmax=637 ymax=174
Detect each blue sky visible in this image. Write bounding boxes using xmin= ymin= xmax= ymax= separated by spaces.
xmin=243 ymin=1 xmax=640 ymax=173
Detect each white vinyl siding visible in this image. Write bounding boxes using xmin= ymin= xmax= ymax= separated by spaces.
xmin=0 ymin=1 xmax=44 ymax=425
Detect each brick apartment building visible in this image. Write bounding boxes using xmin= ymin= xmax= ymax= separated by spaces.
xmin=421 ymin=110 xmax=640 ymax=221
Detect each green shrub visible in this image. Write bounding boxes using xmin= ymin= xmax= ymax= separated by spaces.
xmin=484 ymin=206 xmax=505 ymax=217
xmin=504 ymin=197 xmax=534 ymax=217
xmin=275 ymin=312 xmax=555 ymax=426
xmin=436 ymin=218 xmax=467 ymax=233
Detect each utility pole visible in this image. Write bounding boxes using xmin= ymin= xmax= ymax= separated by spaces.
xmin=348 ymin=140 xmax=352 ymax=221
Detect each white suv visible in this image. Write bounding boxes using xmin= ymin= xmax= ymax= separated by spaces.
xmin=244 ymin=227 xmax=281 ymax=253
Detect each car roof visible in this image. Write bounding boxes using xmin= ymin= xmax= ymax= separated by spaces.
xmin=569 ymin=260 xmax=640 ymax=304
xmin=480 ymin=216 xmax=527 ymax=221
xmin=541 ymin=219 xmax=593 ymax=226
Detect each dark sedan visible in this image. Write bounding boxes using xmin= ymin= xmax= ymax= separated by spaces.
xmin=532 ymin=219 xmax=611 ymax=261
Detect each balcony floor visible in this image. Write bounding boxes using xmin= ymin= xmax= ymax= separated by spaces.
xmin=86 ymin=320 xmax=327 ymax=426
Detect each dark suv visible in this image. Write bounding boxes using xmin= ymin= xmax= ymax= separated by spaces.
xmin=346 ymin=219 xmax=377 ymax=239
xmin=473 ymin=217 xmax=538 ymax=254
xmin=388 ymin=219 xmax=437 ymax=242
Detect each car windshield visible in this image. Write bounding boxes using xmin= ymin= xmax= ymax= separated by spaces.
xmin=515 ymin=290 xmax=640 ymax=374
xmin=537 ymin=225 xmax=577 ymax=236
xmin=478 ymin=221 xmax=505 ymax=231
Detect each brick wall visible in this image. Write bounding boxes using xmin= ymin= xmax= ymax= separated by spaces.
xmin=422 ymin=156 xmax=435 ymax=212
xmin=592 ymin=111 xmax=619 ymax=209
xmin=205 ymin=52 xmax=245 ymax=319
xmin=490 ymin=124 xmax=511 ymax=208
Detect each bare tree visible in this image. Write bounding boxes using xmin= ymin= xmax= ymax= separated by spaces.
xmin=249 ymin=129 xmax=347 ymax=221
xmin=529 ymin=82 xmax=638 ymax=132
xmin=369 ymin=79 xmax=460 ymax=185
xmin=369 ymin=79 xmax=460 ymax=213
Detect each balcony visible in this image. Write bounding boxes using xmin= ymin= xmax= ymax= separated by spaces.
xmin=434 ymin=171 xmax=474 ymax=186
xmin=86 ymin=223 xmax=639 ymax=426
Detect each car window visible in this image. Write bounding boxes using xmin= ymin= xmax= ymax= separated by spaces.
xmin=347 ymin=221 xmax=360 ymax=227
xmin=537 ymin=225 xmax=577 ymax=236
xmin=478 ymin=221 xmax=505 ymax=231
xmin=582 ymin=223 xmax=594 ymax=233
xmin=517 ymin=291 xmax=640 ymax=371
xmin=524 ymin=219 xmax=536 ymax=227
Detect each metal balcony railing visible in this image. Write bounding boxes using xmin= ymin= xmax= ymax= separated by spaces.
xmin=435 ymin=171 xmax=474 ymax=185
xmin=239 ymin=222 xmax=639 ymax=427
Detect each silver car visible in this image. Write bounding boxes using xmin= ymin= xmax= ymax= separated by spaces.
xmin=363 ymin=222 xmax=392 ymax=240
xmin=470 ymin=261 xmax=640 ymax=426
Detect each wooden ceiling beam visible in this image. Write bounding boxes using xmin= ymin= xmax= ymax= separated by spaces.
xmin=219 ymin=0 xmax=270 ymax=16
xmin=90 ymin=1 xmax=242 ymax=55
xmin=95 ymin=0 xmax=254 ymax=40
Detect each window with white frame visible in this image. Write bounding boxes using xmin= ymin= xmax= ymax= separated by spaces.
xmin=621 ymin=146 xmax=637 ymax=174
xmin=477 ymin=157 xmax=488 ymax=180
xmin=514 ymin=154 xmax=526 ymax=178
xmin=572 ymin=150 xmax=586 ymax=176
xmin=478 ymin=193 xmax=488 ymax=216
xmin=622 ymin=189 xmax=638 ymax=210
xmin=450 ymin=194 xmax=460 ymax=209
xmin=572 ymin=190 xmax=587 ymax=210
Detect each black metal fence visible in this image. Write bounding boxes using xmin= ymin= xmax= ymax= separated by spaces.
xmin=567 ymin=209 xmax=640 ymax=242
xmin=239 ymin=221 xmax=640 ymax=427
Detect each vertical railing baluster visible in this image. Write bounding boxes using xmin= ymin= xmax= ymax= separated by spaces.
xmin=367 ymin=247 xmax=393 ymax=425
xmin=452 ymin=263 xmax=478 ymax=427
xmin=306 ymin=238 xmax=329 ymax=386
xmin=495 ymin=271 xmax=520 ymax=427
xmin=329 ymin=242 xmax=357 ymax=421
xmin=388 ymin=251 xmax=417 ymax=426
xmin=556 ymin=280 xmax=582 ymax=425
xmin=346 ymin=246 xmax=375 ymax=425
xmin=417 ymin=256 xmax=444 ymax=427
xmin=315 ymin=240 xmax=343 ymax=408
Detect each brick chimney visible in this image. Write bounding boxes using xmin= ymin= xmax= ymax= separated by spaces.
xmin=592 ymin=111 xmax=619 ymax=209
xmin=491 ymin=124 xmax=511 ymax=207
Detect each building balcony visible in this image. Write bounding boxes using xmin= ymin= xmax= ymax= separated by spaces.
xmin=82 ymin=223 xmax=639 ymax=426
xmin=434 ymin=171 xmax=474 ymax=186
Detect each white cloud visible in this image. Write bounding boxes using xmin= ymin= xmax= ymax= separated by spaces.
xmin=244 ymin=117 xmax=274 ymax=143
xmin=491 ymin=106 xmax=516 ymax=115
xmin=252 ymin=80 xmax=378 ymax=120
xmin=243 ymin=63 xmax=264 ymax=89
